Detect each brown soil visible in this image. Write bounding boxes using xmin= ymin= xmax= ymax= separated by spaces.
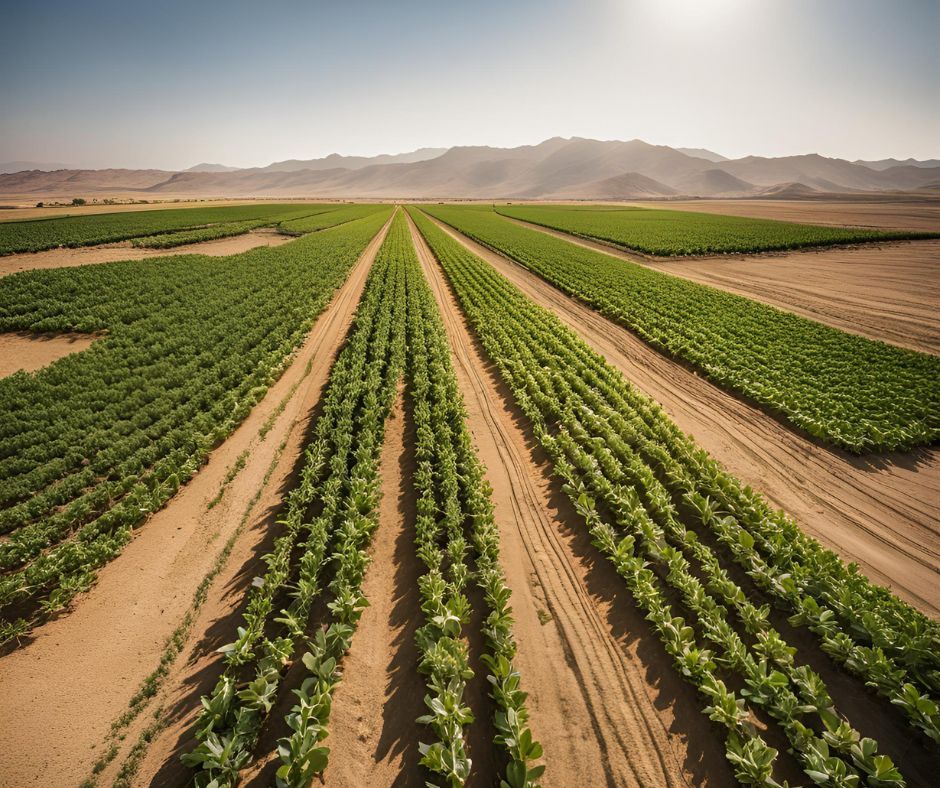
xmin=323 ymin=390 xmax=427 ymax=788
xmin=508 ymin=216 xmax=940 ymax=355
xmin=424 ymin=214 xmax=940 ymax=617
xmin=302 ymin=390 xmax=427 ymax=786
xmin=0 ymin=215 xmax=392 ymax=788
xmin=0 ymin=229 xmax=293 ymax=278
xmin=408 ymin=212 xmax=733 ymax=786
xmin=0 ymin=331 xmax=98 ymax=377
xmin=632 ymin=199 xmax=940 ymax=232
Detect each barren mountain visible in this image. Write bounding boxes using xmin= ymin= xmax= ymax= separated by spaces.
xmin=185 ymin=163 xmax=241 ymax=173
xmin=262 ymin=147 xmax=447 ymax=173
xmin=855 ymin=158 xmax=940 ymax=171
xmin=1 ymin=138 xmax=938 ymax=200
xmin=675 ymin=147 xmax=728 ymax=162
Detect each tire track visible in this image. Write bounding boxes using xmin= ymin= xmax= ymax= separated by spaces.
xmin=423 ymin=213 xmax=940 ymax=617
xmin=408 ymin=212 xmax=732 ymax=787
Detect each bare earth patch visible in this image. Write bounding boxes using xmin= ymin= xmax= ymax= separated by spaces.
xmin=0 ymin=229 xmax=294 ymax=277
xmin=0 ymin=331 xmax=97 ymax=377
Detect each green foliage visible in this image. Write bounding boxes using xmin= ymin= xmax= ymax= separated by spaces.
xmin=424 ymin=205 xmax=940 ymax=453
xmin=0 ymin=202 xmax=330 ymax=255
xmin=185 ymin=209 xmax=406 ymax=786
xmin=497 ymin=203 xmax=939 ymax=256
xmin=0 ymin=208 xmax=393 ymax=637
xmin=410 ymin=205 xmax=937 ymax=785
xmin=402 ymin=211 xmax=542 ymax=785
xmin=278 ymin=204 xmax=390 ymax=235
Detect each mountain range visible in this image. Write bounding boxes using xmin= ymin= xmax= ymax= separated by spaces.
xmin=1 ymin=138 xmax=938 ymax=200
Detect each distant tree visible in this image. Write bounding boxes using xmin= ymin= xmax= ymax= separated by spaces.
xmin=36 ymin=202 xmax=44 ymax=208
xmin=71 ymin=197 xmax=86 ymax=206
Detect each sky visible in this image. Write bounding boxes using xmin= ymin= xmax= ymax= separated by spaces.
xmin=1 ymin=0 xmax=937 ymax=170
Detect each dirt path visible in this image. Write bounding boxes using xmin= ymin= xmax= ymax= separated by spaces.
xmin=632 ymin=199 xmax=940 ymax=232
xmin=0 ymin=331 xmax=99 ymax=377
xmin=424 ymin=214 xmax=940 ymax=618
xmin=0 ymin=229 xmax=294 ymax=277
xmin=506 ymin=215 xmax=940 ymax=354
xmin=409 ymin=212 xmax=732 ymax=786
xmin=323 ymin=390 xmax=426 ymax=787
xmin=0 ymin=215 xmax=392 ymax=788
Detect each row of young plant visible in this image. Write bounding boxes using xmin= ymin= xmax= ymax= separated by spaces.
xmin=0 ymin=208 xmax=393 ymax=644
xmin=184 ymin=212 xmax=407 ymax=787
xmin=0 ymin=202 xmax=314 ymax=255
xmin=422 ymin=205 xmax=939 ymax=453
xmin=278 ymin=204 xmax=388 ymax=236
xmin=402 ymin=215 xmax=543 ymax=786
xmin=184 ymin=211 xmax=541 ymax=786
xmin=127 ymin=204 xmax=336 ymax=248
xmin=409 ymin=206 xmax=937 ymax=786
xmin=128 ymin=204 xmax=392 ymax=249
xmin=495 ymin=204 xmax=940 ymax=257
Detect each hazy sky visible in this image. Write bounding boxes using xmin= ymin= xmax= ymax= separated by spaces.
xmin=1 ymin=0 xmax=937 ymax=169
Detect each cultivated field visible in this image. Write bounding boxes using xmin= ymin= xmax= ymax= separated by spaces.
xmin=0 ymin=199 xmax=938 ymax=788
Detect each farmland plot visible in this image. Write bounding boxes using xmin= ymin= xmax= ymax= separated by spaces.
xmin=0 ymin=208 xmax=392 ymax=641
xmin=0 ymin=203 xmax=323 ymax=256
xmin=424 ymin=205 xmax=940 ymax=453
xmin=181 ymin=212 xmax=541 ymax=787
xmin=411 ymin=206 xmax=940 ymax=787
xmin=496 ymin=204 xmax=940 ymax=256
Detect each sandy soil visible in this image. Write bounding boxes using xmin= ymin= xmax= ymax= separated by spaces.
xmin=408 ymin=212 xmax=733 ymax=786
xmin=425 ymin=215 xmax=940 ymax=617
xmin=0 ymin=331 xmax=98 ymax=377
xmin=631 ymin=199 xmax=940 ymax=232
xmin=507 ymin=217 xmax=940 ymax=355
xmin=324 ymin=390 xmax=427 ymax=787
xmin=0 ymin=215 xmax=392 ymax=788
xmin=0 ymin=229 xmax=294 ymax=277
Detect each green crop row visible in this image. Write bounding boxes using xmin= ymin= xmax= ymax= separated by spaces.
xmin=0 ymin=208 xmax=394 ymax=643
xmin=496 ymin=204 xmax=940 ymax=257
xmin=422 ymin=206 xmax=940 ymax=453
xmin=410 ymin=206 xmax=938 ymax=786
xmin=403 ymin=213 xmax=542 ymax=787
xmin=184 ymin=211 xmax=541 ymax=787
xmin=128 ymin=206 xmax=338 ymax=248
xmin=278 ymin=204 xmax=389 ymax=235
xmin=185 ymin=211 xmax=408 ymax=787
xmin=0 ymin=203 xmax=326 ymax=256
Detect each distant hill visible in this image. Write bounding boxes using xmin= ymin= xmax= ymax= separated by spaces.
xmin=262 ymin=147 xmax=447 ymax=173
xmin=1 ymin=139 xmax=938 ymax=199
xmin=855 ymin=158 xmax=940 ymax=171
xmin=0 ymin=161 xmax=72 ymax=174
xmin=185 ymin=163 xmax=241 ymax=173
xmin=675 ymin=147 xmax=728 ymax=163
